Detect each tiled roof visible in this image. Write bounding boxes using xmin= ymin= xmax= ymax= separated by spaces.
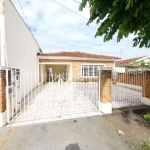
xmin=115 ymin=56 xmax=144 ymax=67
xmin=37 ymin=51 xmax=120 ymax=59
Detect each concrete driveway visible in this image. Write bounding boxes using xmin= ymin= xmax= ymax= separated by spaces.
xmin=13 ymin=82 xmax=101 ymax=126
xmin=0 ymin=116 xmax=130 ymax=150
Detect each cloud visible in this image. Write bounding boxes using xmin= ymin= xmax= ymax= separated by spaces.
xmin=11 ymin=0 xmax=150 ymax=59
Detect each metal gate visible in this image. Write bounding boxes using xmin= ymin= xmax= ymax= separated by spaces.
xmin=6 ymin=69 xmax=100 ymax=124
xmin=111 ymin=69 xmax=142 ymax=108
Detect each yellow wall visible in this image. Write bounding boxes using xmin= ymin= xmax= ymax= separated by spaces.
xmin=39 ymin=59 xmax=114 ymax=82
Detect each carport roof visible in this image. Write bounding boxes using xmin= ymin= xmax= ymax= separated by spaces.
xmin=37 ymin=51 xmax=120 ymax=59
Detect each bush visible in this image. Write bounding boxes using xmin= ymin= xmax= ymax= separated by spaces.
xmin=137 ymin=140 xmax=150 ymax=150
xmin=144 ymin=114 xmax=150 ymax=124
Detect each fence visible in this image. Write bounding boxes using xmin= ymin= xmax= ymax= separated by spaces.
xmin=5 ymin=69 xmax=99 ymax=124
xmin=112 ymin=69 xmax=143 ymax=108
xmin=4 ymin=67 xmax=150 ymax=124
xmin=116 ymin=73 xmax=142 ymax=86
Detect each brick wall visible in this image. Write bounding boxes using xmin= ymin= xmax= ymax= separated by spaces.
xmin=100 ymin=70 xmax=111 ymax=103
xmin=0 ymin=70 xmax=6 ymax=113
xmin=142 ymin=71 xmax=150 ymax=98
xmin=116 ymin=73 xmax=142 ymax=86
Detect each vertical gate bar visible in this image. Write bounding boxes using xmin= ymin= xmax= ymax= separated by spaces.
xmin=20 ymin=71 xmax=22 ymax=115
xmin=124 ymin=71 xmax=125 ymax=107
xmin=23 ymin=70 xmax=25 ymax=120
xmin=94 ymin=77 xmax=97 ymax=108
xmin=125 ymin=72 xmax=127 ymax=107
xmin=90 ymin=75 xmax=92 ymax=107
xmin=122 ymin=71 xmax=123 ymax=108
xmin=16 ymin=69 xmax=18 ymax=116
xmin=124 ymin=73 xmax=126 ymax=107
xmin=85 ymin=71 xmax=88 ymax=103
xmin=94 ymin=78 xmax=96 ymax=107
xmin=30 ymin=71 xmax=32 ymax=119
xmin=31 ymin=71 xmax=33 ymax=100
xmin=14 ymin=68 xmax=17 ymax=115
xmin=35 ymin=72 xmax=38 ymax=95
xmin=11 ymin=68 xmax=14 ymax=120
xmin=74 ymin=72 xmax=76 ymax=101
xmin=41 ymin=72 xmax=44 ymax=99
xmin=27 ymin=70 xmax=29 ymax=119
xmin=34 ymin=72 xmax=36 ymax=101
xmin=98 ymin=69 xmax=100 ymax=111
xmin=34 ymin=71 xmax=36 ymax=102
xmin=125 ymin=73 xmax=126 ymax=107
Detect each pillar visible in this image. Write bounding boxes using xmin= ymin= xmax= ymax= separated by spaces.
xmin=0 ymin=69 xmax=6 ymax=127
xmin=99 ymin=67 xmax=112 ymax=114
xmin=141 ymin=69 xmax=150 ymax=106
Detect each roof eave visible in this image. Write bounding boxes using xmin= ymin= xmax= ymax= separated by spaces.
xmin=37 ymin=56 xmax=119 ymax=61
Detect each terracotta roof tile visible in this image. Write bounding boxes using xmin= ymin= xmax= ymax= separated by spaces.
xmin=37 ymin=51 xmax=120 ymax=59
xmin=115 ymin=56 xmax=144 ymax=67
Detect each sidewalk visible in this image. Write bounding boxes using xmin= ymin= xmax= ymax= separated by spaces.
xmin=0 ymin=116 xmax=130 ymax=150
xmin=0 ymin=127 xmax=9 ymax=140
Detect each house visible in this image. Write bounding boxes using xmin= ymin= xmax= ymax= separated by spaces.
xmin=115 ymin=56 xmax=148 ymax=72
xmin=37 ymin=51 xmax=120 ymax=82
xmin=0 ymin=0 xmax=120 ymax=127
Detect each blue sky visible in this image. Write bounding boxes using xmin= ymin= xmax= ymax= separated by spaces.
xmin=11 ymin=0 xmax=150 ymax=59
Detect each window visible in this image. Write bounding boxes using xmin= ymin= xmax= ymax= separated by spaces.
xmin=82 ymin=65 xmax=105 ymax=77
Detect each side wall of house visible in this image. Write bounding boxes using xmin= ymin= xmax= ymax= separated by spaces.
xmin=5 ymin=0 xmax=40 ymax=72
xmin=4 ymin=0 xmax=40 ymax=100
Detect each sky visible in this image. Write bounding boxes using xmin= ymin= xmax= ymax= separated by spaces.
xmin=11 ymin=0 xmax=150 ymax=59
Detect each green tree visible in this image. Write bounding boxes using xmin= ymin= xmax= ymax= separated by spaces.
xmin=79 ymin=0 xmax=150 ymax=48
xmin=130 ymin=60 xmax=150 ymax=68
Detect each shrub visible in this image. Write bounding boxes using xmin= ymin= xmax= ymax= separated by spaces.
xmin=144 ymin=114 xmax=150 ymax=124
xmin=137 ymin=140 xmax=150 ymax=150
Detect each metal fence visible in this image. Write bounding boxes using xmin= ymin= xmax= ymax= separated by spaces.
xmin=112 ymin=68 xmax=142 ymax=108
xmin=6 ymin=69 xmax=99 ymax=124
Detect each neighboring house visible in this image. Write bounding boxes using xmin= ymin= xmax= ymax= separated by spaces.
xmin=115 ymin=56 xmax=149 ymax=72
xmin=37 ymin=52 xmax=120 ymax=82
xmin=3 ymin=0 xmax=41 ymax=71
xmin=0 ymin=0 xmax=41 ymax=127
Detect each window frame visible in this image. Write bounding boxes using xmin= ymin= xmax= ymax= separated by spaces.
xmin=81 ymin=64 xmax=106 ymax=78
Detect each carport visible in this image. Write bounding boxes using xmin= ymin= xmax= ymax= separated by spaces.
xmin=39 ymin=63 xmax=72 ymax=83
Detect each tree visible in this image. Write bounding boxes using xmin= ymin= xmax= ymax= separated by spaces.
xmin=79 ymin=0 xmax=150 ymax=48
xmin=130 ymin=60 xmax=150 ymax=68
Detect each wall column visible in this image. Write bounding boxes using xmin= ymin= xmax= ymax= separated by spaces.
xmin=99 ymin=67 xmax=112 ymax=114
xmin=141 ymin=69 xmax=150 ymax=106
xmin=0 ymin=69 xmax=6 ymax=127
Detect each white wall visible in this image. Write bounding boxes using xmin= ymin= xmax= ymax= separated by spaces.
xmin=5 ymin=0 xmax=40 ymax=72
xmin=40 ymin=64 xmax=47 ymax=83
xmin=114 ymin=67 xmax=125 ymax=73
xmin=4 ymin=0 xmax=41 ymax=115
xmin=66 ymin=65 xmax=72 ymax=81
xmin=0 ymin=0 xmax=41 ymax=126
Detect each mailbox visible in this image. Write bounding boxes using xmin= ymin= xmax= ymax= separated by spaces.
xmin=7 ymin=86 xmax=15 ymax=99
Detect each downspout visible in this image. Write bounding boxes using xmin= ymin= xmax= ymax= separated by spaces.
xmin=0 ymin=0 xmax=8 ymax=67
